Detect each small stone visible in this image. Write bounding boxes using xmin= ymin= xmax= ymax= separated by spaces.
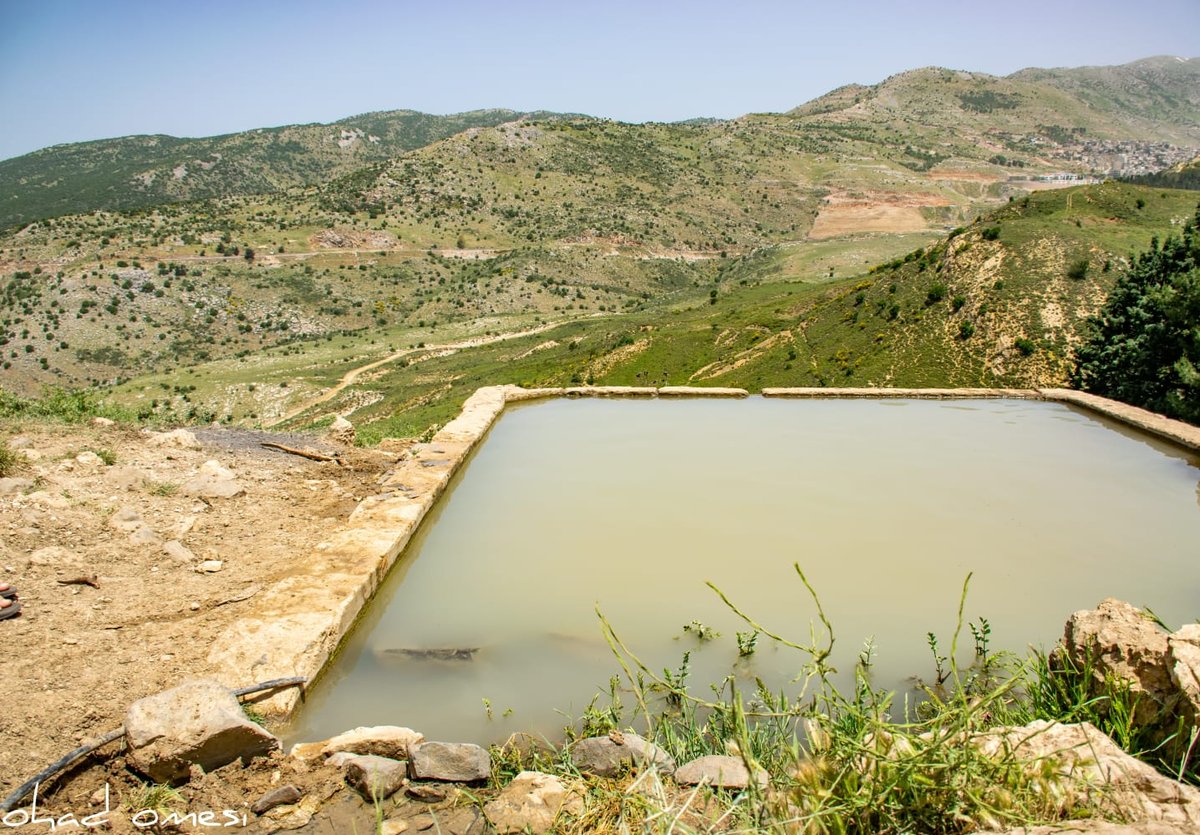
xmin=674 ymin=755 xmax=767 ymax=789
xmin=181 ymin=460 xmax=244 ymax=499
xmin=380 ymin=820 xmax=408 ymax=835
xmin=344 ymin=755 xmax=407 ymax=801
xmin=484 ymin=771 xmax=584 ymax=834
xmin=129 ymin=525 xmax=163 ymax=547
xmin=327 ymin=415 xmax=356 ymax=446
xmin=408 ymin=741 xmax=490 ymax=782
xmin=197 ymin=560 xmax=224 ymax=573
xmin=28 ymin=546 xmax=80 ymax=569
xmin=163 ymin=540 xmax=197 ymax=564
xmin=105 ymin=467 xmax=143 ymax=491
xmin=108 ymin=507 xmax=145 ymax=532
xmin=251 ymin=785 xmax=302 ymax=815
xmin=91 ymin=417 xmax=116 ymax=427
xmin=570 ymin=732 xmax=676 ymax=777
xmin=75 ymin=451 xmax=103 ymax=466
xmin=89 ymin=786 xmax=111 ymax=806
xmin=146 ymin=428 xmax=202 ymax=450
xmin=319 ymin=726 xmax=424 ymax=761
xmin=0 ymin=478 xmax=34 ymax=496
xmin=125 ymin=678 xmax=279 ymax=783
xmin=189 ymin=601 xmax=201 ymax=611
xmin=326 ymin=751 xmax=358 ymax=768
xmin=405 ymin=784 xmax=446 ymax=802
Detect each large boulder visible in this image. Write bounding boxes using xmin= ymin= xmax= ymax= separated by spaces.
xmin=976 ymin=721 xmax=1200 ymax=826
xmin=1061 ymin=599 xmax=1173 ymax=722
xmin=570 ymin=731 xmax=676 ymax=777
xmin=1168 ymin=624 xmax=1200 ymax=727
xmin=484 ymin=771 xmax=584 ymax=834
xmin=125 ymin=679 xmax=279 ymax=783
xmin=1059 ymin=599 xmax=1199 ymax=741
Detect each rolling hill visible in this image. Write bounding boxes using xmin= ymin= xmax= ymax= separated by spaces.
xmin=0 ymin=109 xmax=573 ymax=230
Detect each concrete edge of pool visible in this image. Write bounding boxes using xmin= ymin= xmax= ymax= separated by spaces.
xmin=205 ymin=385 xmax=1200 ymax=717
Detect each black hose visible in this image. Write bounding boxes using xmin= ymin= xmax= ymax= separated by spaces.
xmin=1 ymin=677 xmax=306 ymax=813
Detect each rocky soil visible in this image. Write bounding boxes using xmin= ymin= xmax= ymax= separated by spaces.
xmin=0 ymin=418 xmax=399 ymax=804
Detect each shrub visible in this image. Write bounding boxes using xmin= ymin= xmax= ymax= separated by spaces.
xmin=925 ymin=283 xmax=948 ymax=305
xmin=981 ymin=226 xmax=1001 ymax=241
xmin=1067 ymin=259 xmax=1089 ymax=280
xmin=959 ymin=320 xmax=976 ymax=339
xmin=1015 ymin=338 xmax=1036 ymax=356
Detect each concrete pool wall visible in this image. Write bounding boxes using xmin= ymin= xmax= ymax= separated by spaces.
xmin=205 ymin=385 xmax=1200 ymax=716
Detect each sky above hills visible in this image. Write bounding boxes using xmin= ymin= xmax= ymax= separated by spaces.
xmin=1 ymin=0 xmax=1197 ymax=162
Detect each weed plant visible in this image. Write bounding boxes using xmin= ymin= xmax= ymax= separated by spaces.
xmin=515 ymin=567 xmax=1191 ymax=834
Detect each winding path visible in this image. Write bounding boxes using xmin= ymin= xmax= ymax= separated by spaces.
xmin=265 ymin=321 xmax=563 ymax=427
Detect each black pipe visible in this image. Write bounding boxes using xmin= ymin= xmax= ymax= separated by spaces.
xmin=1 ymin=677 xmax=306 ymax=813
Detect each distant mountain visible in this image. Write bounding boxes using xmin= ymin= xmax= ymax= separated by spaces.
xmin=4 ymin=57 xmax=1200 ymax=234
xmin=1009 ymin=56 xmax=1200 ymax=140
xmin=0 ymin=109 xmax=574 ymax=229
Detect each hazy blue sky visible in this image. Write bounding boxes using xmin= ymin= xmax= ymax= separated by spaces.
xmin=1 ymin=0 xmax=1197 ymax=161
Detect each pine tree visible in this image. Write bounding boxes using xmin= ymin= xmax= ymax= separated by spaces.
xmin=1073 ymin=206 xmax=1200 ymax=424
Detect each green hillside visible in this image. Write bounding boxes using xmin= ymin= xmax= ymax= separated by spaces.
xmin=0 ymin=109 xmax=571 ymax=230
xmin=98 ymin=183 xmax=1199 ymax=441
xmin=1010 ymin=56 xmax=1200 ymax=139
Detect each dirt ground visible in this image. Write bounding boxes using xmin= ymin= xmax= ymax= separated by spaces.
xmin=0 ymin=418 xmax=429 ymax=827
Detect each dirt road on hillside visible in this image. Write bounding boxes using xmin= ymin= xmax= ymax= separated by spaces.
xmin=266 ymin=322 xmax=564 ymax=427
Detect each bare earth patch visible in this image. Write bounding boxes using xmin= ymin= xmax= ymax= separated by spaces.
xmin=0 ymin=420 xmax=397 ymax=801
xmin=808 ymin=190 xmax=951 ymax=239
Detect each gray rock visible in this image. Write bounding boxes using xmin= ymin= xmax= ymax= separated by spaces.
xmin=345 ymin=755 xmax=408 ymax=801
xmin=0 ymin=478 xmax=33 ymax=496
xmin=105 ymin=466 xmax=144 ymax=491
xmin=108 ymin=507 xmax=145 ymax=532
xmin=570 ymin=731 xmax=675 ymax=777
xmin=408 ymin=741 xmax=490 ymax=782
xmin=484 ymin=770 xmax=584 ymax=834
xmin=125 ymin=678 xmax=280 ymax=783
xmin=181 ymin=460 xmax=244 ymax=499
xmin=251 ymin=785 xmax=302 ymax=815
xmin=674 ymin=755 xmax=766 ymax=789
xmin=129 ymin=525 xmax=164 ymax=547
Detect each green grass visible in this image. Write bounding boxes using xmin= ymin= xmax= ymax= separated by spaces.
xmin=474 ymin=572 xmax=1188 ymax=834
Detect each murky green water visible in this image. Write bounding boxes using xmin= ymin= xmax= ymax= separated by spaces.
xmin=288 ymin=398 xmax=1200 ymax=746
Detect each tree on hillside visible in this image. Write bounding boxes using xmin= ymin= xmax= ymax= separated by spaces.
xmin=1072 ymin=206 xmax=1200 ymax=425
